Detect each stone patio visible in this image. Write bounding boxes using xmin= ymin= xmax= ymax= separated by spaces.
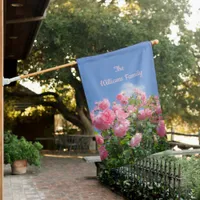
xmin=4 ymin=154 xmax=124 ymax=200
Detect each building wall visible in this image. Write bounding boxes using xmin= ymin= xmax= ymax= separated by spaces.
xmin=12 ymin=114 xmax=55 ymax=149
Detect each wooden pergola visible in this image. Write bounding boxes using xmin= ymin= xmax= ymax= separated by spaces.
xmin=0 ymin=0 xmax=50 ymax=199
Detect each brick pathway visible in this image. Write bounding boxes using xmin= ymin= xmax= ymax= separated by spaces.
xmin=4 ymin=155 xmax=124 ymax=200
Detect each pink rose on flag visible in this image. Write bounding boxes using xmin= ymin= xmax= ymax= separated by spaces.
xmin=138 ymin=110 xmax=146 ymax=120
xmin=99 ymin=145 xmax=108 ymax=160
xmin=158 ymin=116 xmax=163 ymax=120
xmin=114 ymin=119 xmax=130 ymax=137
xmin=90 ymin=89 xmax=167 ymax=168
xmin=145 ymin=108 xmax=153 ymax=118
xmin=95 ymin=135 xmax=104 ymax=145
xmin=112 ymin=103 xmax=123 ymax=112
xmin=138 ymin=109 xmax=152 ymax=120
xmin=97 ymin=99 xmax=110 ymax=110
xmin=144 ymin=108 xmax=152 ymax=118
xmin=154 ymin=96 xmax=159 ymax=101
xmin=139 ymin=93 xmax=147 ymax=106
xmin=130 ymin=133 xmax=142 ymax=147
xmin=116 ymin=93 xmax=129 ymax=105
xmin=93 ymin=109 xmax=115 ymax=130
xmin=120 ymin=97 xmax=129 ymax=105
xmin=150 ymin=116 xmax=159 ymax=124
xmin=115 ymin=109 xmax=129 ymax=120
xmin=155 ymin=105 xmax=162 ymax=115
xmin=156 ymin=120 xmax=166 ymax=137
xmin=127 ymin=105 xmax=137 ymax=114
xmin=116 ymin=93 xmax=124 ymax=101
xmin=141 ymin=93 xmax=146 ymax=102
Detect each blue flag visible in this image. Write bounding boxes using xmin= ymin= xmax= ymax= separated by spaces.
xmin=77 ymin=41 xmax=158 ymax=113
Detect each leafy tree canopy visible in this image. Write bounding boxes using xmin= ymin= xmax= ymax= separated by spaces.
xmin=15 ymin=0 xmax=200 ymax=132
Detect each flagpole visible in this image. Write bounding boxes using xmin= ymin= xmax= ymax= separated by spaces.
xmin=20 ymin=61 xmax=77 ymax=79
xmin=151 ymin=39 xmax=159 ymax=45
xmin=3 ymin=39 xmax=159 ymax=85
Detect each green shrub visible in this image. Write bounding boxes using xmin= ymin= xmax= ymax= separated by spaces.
xmin=99 ymin=156 xmax=200 ymax=200
xmin=4 ymin=131 xmax=43 ymax=166
xmin=99 ymin=167 xmax=185 ymax=200
xmin=177 ymin=156 xmax=200 ymax=200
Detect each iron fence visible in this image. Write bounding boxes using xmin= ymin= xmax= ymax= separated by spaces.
xmin=101 ymin=157 xmax=193 ymax=199
xmin=54 ymin=134 xmax=96 ymax=153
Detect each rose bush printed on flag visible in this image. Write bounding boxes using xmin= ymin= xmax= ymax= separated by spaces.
xmin=91 ymin=89 xmax=168 ymax=168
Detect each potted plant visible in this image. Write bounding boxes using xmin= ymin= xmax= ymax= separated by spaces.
xmin=4 ymin=131 xmax=43 ymax=174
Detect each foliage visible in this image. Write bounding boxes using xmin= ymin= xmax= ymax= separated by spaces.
xmin=4 ymin=99 xmax=54 ymax=133
xmin=17 ymin=0 xmax=200 ymax=132
xmin=99 ymin=166 xmax=194 ymax=200
xmin=99 ymin=155 xmax=200 ymax=200
xmin=4 ymin=83 xmax=56 ymax=133
xmin=4 ymin=131 xmax=43 ymax=166
xmin=4 ymin=100 xmax=21 ymax=131
xmin=176 ymin=156 xmax=200 ymax=200
xmin=92 ymin=89 xmax=168 ymax=169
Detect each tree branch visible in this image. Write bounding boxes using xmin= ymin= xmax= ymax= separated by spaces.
xmin=34 ymin=100 xmax=58 ymax=108
xmin=34 ymin=98 xmax=85 ymax=130
xmin=38 ymin=92 xmax=59 ymax=98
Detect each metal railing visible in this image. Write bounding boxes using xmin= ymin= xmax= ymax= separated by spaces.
xmin=167 ymin=131 xmax=200 ymax=146
xmin=106 ymin=157 xmax=186 ymax=199
xmin=54 ymin=134 xmax=96 ymax=153
xmin=102 ymin=147 xmax=200 ymax=199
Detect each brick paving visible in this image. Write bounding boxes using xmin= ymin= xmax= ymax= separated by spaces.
xmin=4 ymin=155 xmax=124 ymax=200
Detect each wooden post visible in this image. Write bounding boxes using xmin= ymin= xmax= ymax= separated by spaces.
xmin=198 ymin=130 xmax=200 ymax=145
xmin=0 ymin=0 xmax=4 ymax=199
xmin=171 ymin=127 xmax=174 ymax=141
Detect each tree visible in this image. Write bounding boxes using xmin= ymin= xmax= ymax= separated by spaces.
xmin=12 ymin=0 xmax=199 ymax=133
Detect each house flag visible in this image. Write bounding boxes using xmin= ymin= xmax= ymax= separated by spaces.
xmin=77 ymin=41 xmax=159 ymax=113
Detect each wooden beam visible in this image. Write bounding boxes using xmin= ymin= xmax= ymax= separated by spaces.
xmin=0 ymin=0 xmax=4 ymax=199
xmin=6 ymin=16 xmax=45 ymax=24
